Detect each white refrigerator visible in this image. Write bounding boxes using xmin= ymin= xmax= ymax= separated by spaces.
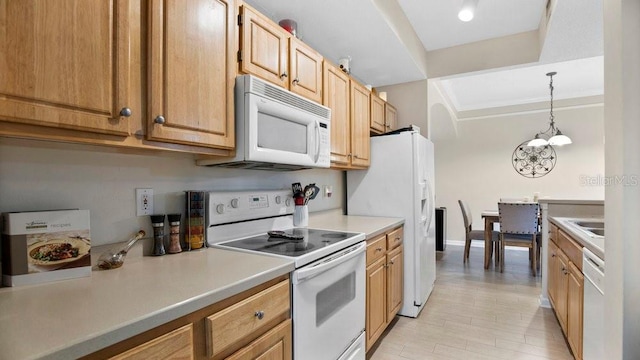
xmin=347 ymin=128 xmax=436 ymax=318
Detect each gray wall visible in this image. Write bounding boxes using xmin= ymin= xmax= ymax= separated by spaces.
xmin=0 ymin=138 xmax=344 ymax=246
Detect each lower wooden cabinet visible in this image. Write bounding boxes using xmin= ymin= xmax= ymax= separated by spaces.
xmin=365 ymin=226 xmax=403 ymax=352
xmin=225 ymin=319 xmax=292 ymax=360
xmin=110 ymin=324 xmax=194 ymax=360
xmin=567 ymin=262 xmax=584 ymax=360
xmin=205 ymin=279 xmax=290 ymax=358
xmin=84 ymin=277 xmax=291 ymax=360
xmin=547 ymin=223 xmax=584 ymax=360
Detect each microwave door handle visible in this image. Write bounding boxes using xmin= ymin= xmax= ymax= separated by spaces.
xmin=314 ymin=120 xmax=321 ymax=163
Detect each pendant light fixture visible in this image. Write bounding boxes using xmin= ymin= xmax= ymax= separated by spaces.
xmin=458 ymin=0 xmax=478 ymax=22
xmin=527 ymin=72 xmax=572 ymax=147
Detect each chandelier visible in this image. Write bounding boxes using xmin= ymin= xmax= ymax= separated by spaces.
xmin=527 ymin=72 xmax=572 ymax=147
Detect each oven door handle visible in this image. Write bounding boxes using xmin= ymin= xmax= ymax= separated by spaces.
xmin=293 ymin=242 xmax=365 ymax=283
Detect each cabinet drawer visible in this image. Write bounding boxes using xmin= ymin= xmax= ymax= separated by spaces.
xmin=386 ymin=227 xmax=403 ymax=250
xmin=557 ymin=229 xmax=583 ymax=271
xmin=225 ymin=319 xmax=292 ymax=360
xmin=110 ymin=324 xmax=193 ymax=360
xmin=366 ymin=234 xmax=387 ymax=266
xmin=205 ymin=280 xmax=290 ymax=358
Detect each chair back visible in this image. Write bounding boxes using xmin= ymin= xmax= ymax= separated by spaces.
xmin=498 ymin=202 xmax=539 ymax=234
xmin=458 ymin=200 xmax=473 ymax=233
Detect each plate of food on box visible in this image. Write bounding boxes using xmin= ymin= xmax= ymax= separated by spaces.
xmin=27 ymin=237 xmax=91 ymax=267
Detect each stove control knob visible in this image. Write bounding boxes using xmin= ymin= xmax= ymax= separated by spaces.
xmin=275 ymin=195 xmax=282 ymax=204
xmin=285 ymin=197 xmax=291 ymax=207
xmin=216 ymin=204 xmax=225 ymax=214
xmin=230 ymin=198 xmax=239 ymax=208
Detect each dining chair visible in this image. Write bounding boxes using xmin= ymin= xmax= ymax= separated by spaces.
xmin=458 ymin=200 xmax=499 ymax=264
xmin=497 ymin=202 xmax=541 ymax=276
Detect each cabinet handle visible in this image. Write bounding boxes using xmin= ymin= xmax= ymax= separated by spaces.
xmin=154 ymin=115 xmax=166 ymax=125
xmin=375 ymin=247 xmax=383 ymax=252
xmin=389 ymin=260 xmax=394 ymax=265
xmin=254 ymin=311 xmax=265 ymax=320
xmin=292 ymin=78 xmax=300 ymax=85
xmin=551 ymin=253 xmax=556 ymax=257
xmin=354 ymin=155 xmax=362 ymax=159
xmin=280 ymin=72 xmax=288 ymax=79
xmin=347 ymin=153 xmax=352 ymax=158
xmin=119 ymin=107 xmax=132 ymax=117
xmin=395 ymin=237 xmax=400 ymax=242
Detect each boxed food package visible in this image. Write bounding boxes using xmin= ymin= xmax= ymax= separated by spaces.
xmin=1 ymin=209 xmax=91 ymax=287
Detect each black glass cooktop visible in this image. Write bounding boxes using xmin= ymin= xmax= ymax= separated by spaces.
xmin=218 ymin=228 xmax=360 ymax=257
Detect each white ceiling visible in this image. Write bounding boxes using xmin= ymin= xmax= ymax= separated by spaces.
xmin=397 ymin=0 xmax=547 ymax=50
xmin=244 ymin=0 xmax=604 ymax=114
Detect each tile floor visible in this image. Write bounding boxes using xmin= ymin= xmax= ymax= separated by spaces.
xmin=367 ymin=244 xmax=574 ymax=360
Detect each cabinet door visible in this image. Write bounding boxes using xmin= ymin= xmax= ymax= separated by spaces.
xmin=385 ymin=103 xmax=397 ymax=133
xmin=323 ymin=62 xmax=351 ymax=167
xmin=366 ymin=256 xmax=386 ymax=352
xmin=239 ymin=5 xmax=288 ymax=88
xmin=386 ymin=245 xmax=403 ymax=323
xmin=289 ymin=37 xmax=322 ymax=103
xmin=567 ymin=262 xmax=584 ymax=360
xmin=0 ymin=0 xmax=130 ymax=136
xmin=148 ymin=0 xmax=235 ymax=149
xmin=555 ymin=251 xmax=569 ymax=332
xmin=547 ymin=240 xmax=558 ymax=306
xmin=225 ymin=319 xmax=292 ymax=360
xmin=109 ymin=324 xmax=193 ymax=360
xmin=350 ymin=81 xmax=371 ymax=168
xmin=370 ymin=94 xmax=385 ymax=133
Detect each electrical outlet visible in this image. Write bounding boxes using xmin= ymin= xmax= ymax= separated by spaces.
xmin=136 ymin=188 xmax=153 ymax=216
xmin=323 ymin=185 xmax=333 ymax=198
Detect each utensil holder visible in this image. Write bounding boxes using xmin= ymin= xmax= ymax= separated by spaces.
xmin=293 ymin=205 xmax=308 ymax=227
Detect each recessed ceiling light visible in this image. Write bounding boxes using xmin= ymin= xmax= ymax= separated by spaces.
xmin=458 ymin=0 xmax=479 ymax=22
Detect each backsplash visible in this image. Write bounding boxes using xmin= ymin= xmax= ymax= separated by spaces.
xmin=0 ymin=138 xmax=344 ymax=246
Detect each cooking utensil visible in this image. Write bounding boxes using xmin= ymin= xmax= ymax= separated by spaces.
xmin=97 ymin=230 xmax=146 ymax=270
xmin=303 ymin=185 xmax=314 ymax=204
xmin=292 ymin=182 xmax=303 ymax=196
xmin=309 ymin=184 xmax=320 ymax=200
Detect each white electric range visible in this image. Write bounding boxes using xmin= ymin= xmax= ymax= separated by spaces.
xmin=206 ymin=190 xmax=366 ymax=360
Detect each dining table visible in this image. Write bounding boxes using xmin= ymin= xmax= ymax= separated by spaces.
xmin=481 ymin=210 xmax=499 ymax=269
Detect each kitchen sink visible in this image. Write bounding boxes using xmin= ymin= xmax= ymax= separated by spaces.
xmin=569 ymin=219 xmax=605 ymax=238
xmin=574 ymin=221 xmax=604 ymax=229
xmin=588 ymin=228 xmax=605 ymax=236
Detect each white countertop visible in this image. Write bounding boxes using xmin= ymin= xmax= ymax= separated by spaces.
xmin=309 ymin=209 xmax=405 ymax=239
xmin=549 ymin=216 xmax=605 ymax=260
xmin=0 ymin=211 xmax=401 ymax=359
xmin=0 ymin=248 xmax=294 ymax=360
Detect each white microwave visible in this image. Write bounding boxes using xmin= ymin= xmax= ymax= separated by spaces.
xmin=197 ymin=75 xmax=331 ymax=170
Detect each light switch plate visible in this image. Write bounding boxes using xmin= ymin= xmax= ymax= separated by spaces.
xmin=136 ymin=188 xmax=153 ymax=216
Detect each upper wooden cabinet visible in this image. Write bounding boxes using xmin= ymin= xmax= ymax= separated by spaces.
xmin=370 ymin=94 xmax=386 ymax=134
xmin=239 ymin=5 xmax=289 ymax=88
xmin=323 ymin=62 xmax=351 ymax=167
xmin=0 ymin=0 xmax=131 ymax=136
xmin=385 ymin=103 xmax=398 ymax=133
xmin=289 ymin=37 xmax=323 ymax=103
xmin=350 ymin=81 xmax=371 ymax=168
xmin=147 ymin=0 xmax=235 ymax=149
xmin=238 ymin=4 xmax=322 ymax=103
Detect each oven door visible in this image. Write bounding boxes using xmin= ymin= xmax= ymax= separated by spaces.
xmin=245 ymin=92 xmax=330 ymax=167
xmin=291 ymin=242 xmax=366 ymax=360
